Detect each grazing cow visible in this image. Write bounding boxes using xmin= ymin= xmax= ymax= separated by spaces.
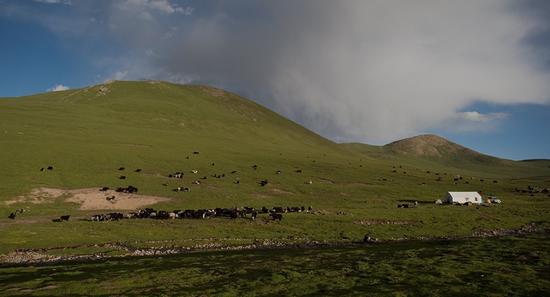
xmin=191 ymin=170 xmax=198 ymax=174
xmin=106 ymin=196 xmax=116 ymax=202
xmin=157 ymin=211 xmax=169 ymax=219
xmin=296 ymin=169 xmax=302 ymax=173
xmin=119 ymin=175 xmax=126 ymax=180
xmin=135 ymin=169 xmax=142 ymax=172
xmin=116 ymin=185 xmax=138 ymax=193
xmin=192 ymin=180 xmax=201 ymax=185
xmin=118 ymin=167 xmax=125 ymax=171
xmin=170 ymin=172 xmax=184 ymax=178
xmin=174 ymin=187 xmax=190 ymax=192
xmin=8 ymin=213 xmax=16 ymax=219
xmin=251 ymin=211 xmax=257 ymax=220
xmin=231 ymin=170 xmax=238 ymax=174
xmin=40 ymin=168 xmax=44 ymax=172
xmin=99 ymin=187 xmax=109 ymax=191
xmin=270 ymin=213 xmax=283 ymax=221
xmin=276 ymin=170 xmax=282 ymax=175
xmin=53 ymin=215 xmax=70 ymax=222
xmin=234 ymin=179 xmax=240 ymax=184
xmin=252 ymin=165 xmax=258 ymax=170
xmin=193 ymin=151 xmax=200 ymax=154
xmin=272 ymin=207 xmax=285 ymax=213
xmin=47 ymin=166 xmax=54 ymax=170
xmin=211 ymin=163 xmax=215 ymax=166
xmin=305 ymin=180 xmax=313 ymax=184
xmin=259 ymin=179 xmax=268 ymax=186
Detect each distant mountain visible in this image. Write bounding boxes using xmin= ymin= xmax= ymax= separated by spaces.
xmin=384 ymin=134 xmax=500 ymax=162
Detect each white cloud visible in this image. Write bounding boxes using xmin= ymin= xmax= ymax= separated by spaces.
xmin=19 ymin=1 xmax=550 ymax=144
xmin=33 ymin=0 xmax=72 ymax=5
xmin=140 ymin=1 xmax=550 ymax=144
xmin=48 ymin=84 xmax=69 ymax=92
xmin=444 ymin=111 xmax=510 ymax=132
xmin=121 ymin=0 xmax=193 ymax=15
xmin=457 ymin=111 xmax=509 ymax=123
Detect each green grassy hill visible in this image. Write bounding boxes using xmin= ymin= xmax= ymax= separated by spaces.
xmin=0 ymin=80 xmax=548 ymax=256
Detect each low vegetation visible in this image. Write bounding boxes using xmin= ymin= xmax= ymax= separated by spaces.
xmin=1 ymin=234 xmax=548 ymax=296
xmin=0 ymin=81 xmax=548 ymax=278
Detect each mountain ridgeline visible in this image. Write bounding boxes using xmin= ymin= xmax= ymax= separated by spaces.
xmin=0 ymin=80 xmax=547 ymax=203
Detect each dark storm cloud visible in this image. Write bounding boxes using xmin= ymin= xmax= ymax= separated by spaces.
xmin=4 ymin=0 xmax=550 ymax=143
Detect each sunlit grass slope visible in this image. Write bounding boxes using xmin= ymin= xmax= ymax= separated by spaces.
xmin=0 ymin=80 xmax=548 ymax=254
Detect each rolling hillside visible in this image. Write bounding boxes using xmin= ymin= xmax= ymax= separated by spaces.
xmin=0 ymin=80 xmax=548 ymax=257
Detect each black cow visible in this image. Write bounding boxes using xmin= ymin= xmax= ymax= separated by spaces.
xmin=8 ymin=213 xmax=16 ymax=219
xmin=99 ymin=186 xmax=109 ymax=191
xmin=40 ymin=167 xmax=44 ymax=172
xmin=270 ymin=213 xmax=283 ymax=221
xmin=135 ymin=168 xmax=142 ymax=172
xmin=118 ymin=167 xmax=125 ymax=171
xmin=53 ymin=215 xmax=70 ymax=222
xmin=47 ymin=166 xmax=54 ymax=170
xmin=119 ymin=175 xmax=126 ymax=180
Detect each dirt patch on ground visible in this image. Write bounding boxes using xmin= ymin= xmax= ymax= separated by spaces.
xmin=315 ymin=177 xmax=335 ymax=184
xmin=5 ymin=188 xmax=170 ymax=210
xmin=5 ymin=188 xmax=66 ymax=205
xmin=269 ymin=188 xmax=294 ymax=195
xmin=354 ymin=219 xmax=420 ymax=226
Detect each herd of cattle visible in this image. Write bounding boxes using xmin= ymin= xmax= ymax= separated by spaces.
xmin=89 ymin=206 xmax=311 ymax=222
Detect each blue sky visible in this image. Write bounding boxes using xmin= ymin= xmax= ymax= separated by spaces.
xmin=1 ymin=0 xmax=549 ymax=160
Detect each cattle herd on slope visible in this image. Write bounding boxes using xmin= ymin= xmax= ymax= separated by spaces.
xmin=89 ymin=206 xmax=310 ymax=222
xmin=6 ymin=153 xmax=543 ymax=222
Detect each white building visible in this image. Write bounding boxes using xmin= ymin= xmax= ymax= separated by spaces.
xmin=444 ymin=192 xmax=483 ymax=204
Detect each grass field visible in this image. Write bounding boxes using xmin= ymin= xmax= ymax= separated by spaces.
xmin=0 ymin=234 xmax=548 ymax=296
xmin=0 ymin=80 xmax=549 ymax=259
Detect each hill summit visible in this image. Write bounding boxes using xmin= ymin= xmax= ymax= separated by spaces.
xmin=384 ymin=134 xmax=495 ymax=160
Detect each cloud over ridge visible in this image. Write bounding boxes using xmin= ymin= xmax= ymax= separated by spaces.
xmin=9 ymin=0 xmax=550 ymax=144
xmin=126 ymin=1 xmax=550 ymax=143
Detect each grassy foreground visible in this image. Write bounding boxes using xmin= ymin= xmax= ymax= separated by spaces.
xmin=1 ymin=234 xmax=548 ymax=296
